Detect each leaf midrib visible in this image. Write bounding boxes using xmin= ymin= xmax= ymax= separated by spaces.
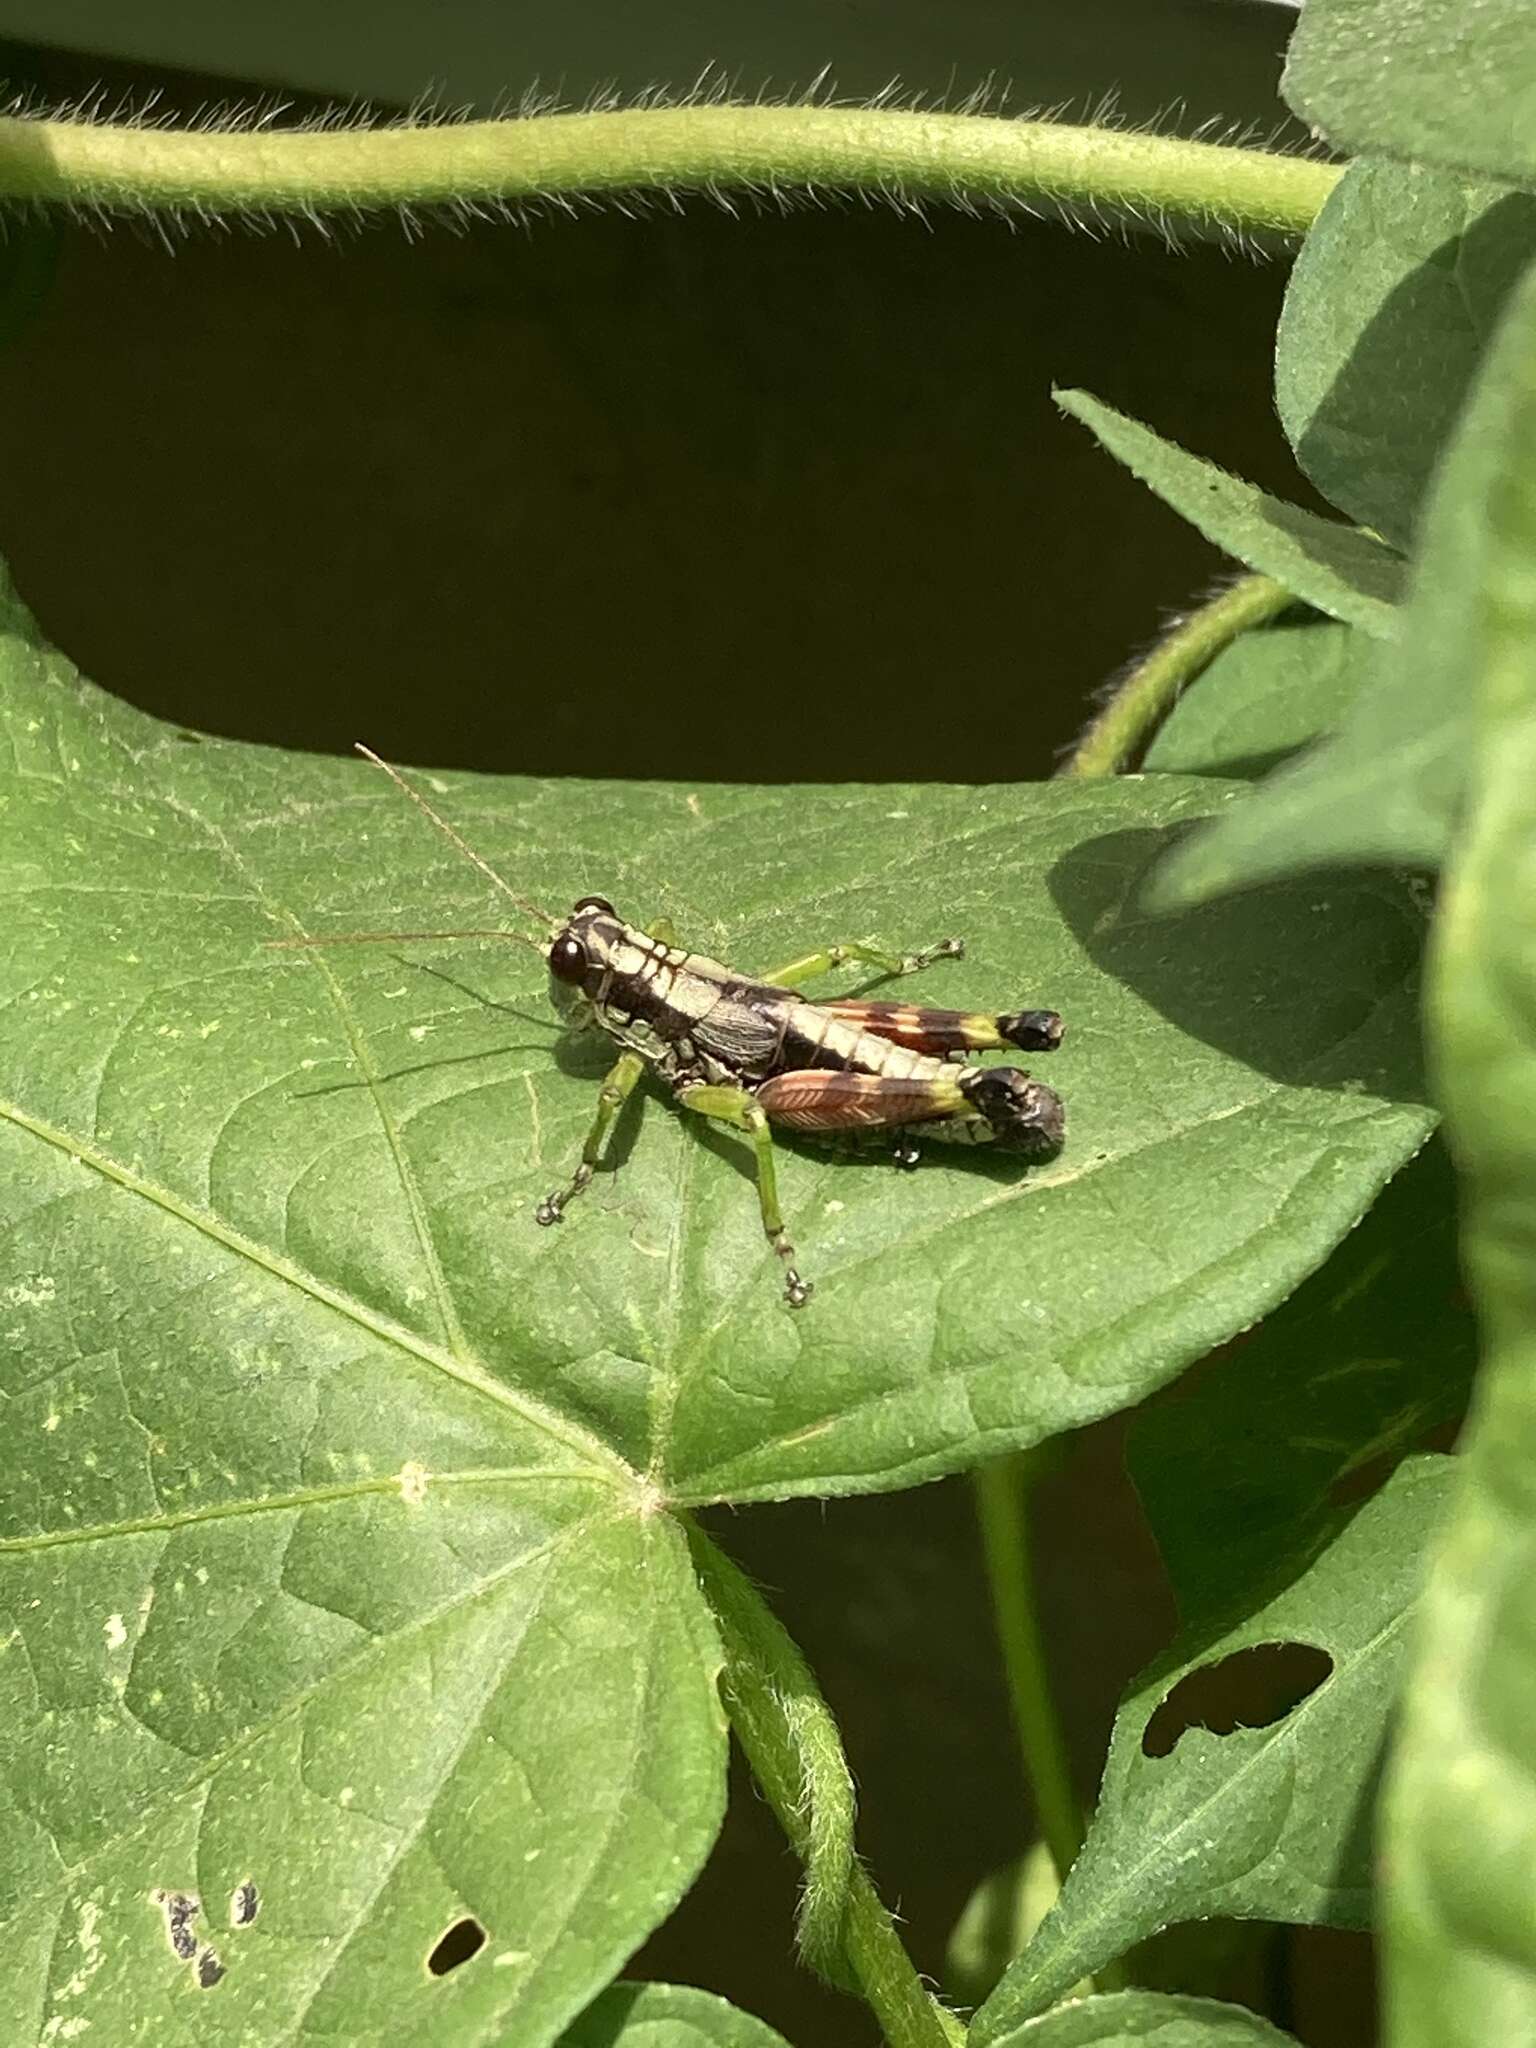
xmin=0 ymin=1466 xmax=610 ymax=1556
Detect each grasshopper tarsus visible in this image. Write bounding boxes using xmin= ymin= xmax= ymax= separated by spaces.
xmin=893 ymin=1136 xmax=923 ymax=1170
xmin=903 ymin=936 xmax=965 ymax=973
xmin=770 ymin=1232 xmax=811 ymax=1308
xmin=535 ymin=1172 xmax=588 ymax=1225
xmin=535 ymin=1051 xmax=643 ymax=1227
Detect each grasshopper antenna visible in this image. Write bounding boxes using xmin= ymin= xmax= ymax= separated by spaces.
xmin=354 ymin=743 xmax=556 ymax=935
xmin=265 ymin=927 xmax=518 ymax=950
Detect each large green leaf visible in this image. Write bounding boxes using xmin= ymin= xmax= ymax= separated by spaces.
xmin=1150 ymin=256 xmax=1536 ymax=908
xmin=1284 ymin=0 xmax=1536 ymax=189
xmin=562 ymin=1982 xmax=792 ymax=2047
xmin=1056 ymin=390 xmax=1404 ymax=637
xmin=982 ymin=1989 xmax=1299 ymax=2047
xmin=0 ymin=575 xmax=1435 ymax=1502
xmin=1129 ymin=1139 xmax=1472 ymax=1627
xmin=1141 ymin=616 xmax=1373 ymax=781
xmin=1384 ymin=215 xmax=1536 ymax=2047
xmin=1276 ymin=159 xmax=1536 ymax=550
xmin=0 ymin=566 xmax=1437 ymax=2038
xmin=972 ymin=1459 xmax=1452 ymax=2035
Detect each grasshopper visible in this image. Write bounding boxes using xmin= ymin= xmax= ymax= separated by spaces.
xmin=277 ymin=748 xmax=1066 ymax=1308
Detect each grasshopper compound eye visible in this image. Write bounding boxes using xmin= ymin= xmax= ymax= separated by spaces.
xmin=549 ymin=935 xmax=588 ymax=984
xmin=573 ymin=895 xmax=615 ymax=916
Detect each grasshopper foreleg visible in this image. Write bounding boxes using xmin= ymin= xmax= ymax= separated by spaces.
xmin=757 ymin=935 xmax=964 ymax=989
xmin=675 ymin=1082 xmax=812 ymax=1309
xmin=535 ymin=1050 xmax=645 ymax=1226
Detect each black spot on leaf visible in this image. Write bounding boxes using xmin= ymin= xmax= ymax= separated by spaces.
xmin=230 ymin=1879 xmax=260 ymax=1928
xmin=195 ymin=1945 xmax=226 ymax=1989
xmin=152 ymin=1889 xmax=201 ymax=1961
xmin=1142 ymin=1641 xmax=1334 ymax=1759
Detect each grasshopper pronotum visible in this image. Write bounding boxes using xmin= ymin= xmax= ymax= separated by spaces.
xmin=275 ymin=748 xmax=1066 ymax=1308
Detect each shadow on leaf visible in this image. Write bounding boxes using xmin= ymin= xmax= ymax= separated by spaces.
xmin=1047 ymin=824 xmax=1428 ymax=1100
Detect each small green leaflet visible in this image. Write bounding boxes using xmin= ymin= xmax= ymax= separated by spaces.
xmin=980 ymin=1987 xmax=1301 ymax=2047
xmin=972 ymin=1460 xmax=1452 ymax=2035
xmin=1276 ymin=159 xmax=1536 ymax=551
xmin=562 ymin=1982 xmax=793 ymax=2047
xmin=1284 ymin=0 xmax=1536 ymax=189
xmin=1149 ymin=255 xmax=1536 ymax=907
xmin=1055 ymin=389 xmax=1403 ymax=637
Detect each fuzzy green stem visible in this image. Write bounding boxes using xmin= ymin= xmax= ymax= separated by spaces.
xmin=972 ymin=1456 xmax=1084 ymax=1885
xmin=687 ymin=1522 xmax=963 ymax=2048
xmin=1065 ymin=572 xmax=1295 ymax=778
xmin=0 ymin=107 xmax=1340 ymax=240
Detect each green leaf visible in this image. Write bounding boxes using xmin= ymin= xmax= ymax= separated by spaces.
xmin=1141 ymin=615 xmax=1373 ymax=781
xmin=972 ymin=1459 xmax=1453 ymax=2035
xmin=946 ymin=1842 xmax=1084 ymax=2009
xmin=1128 ymin=1139 xmax=1473 ymax=1627
xmin=1055 ymin=390 xmax=1404 ymax=637
xmin=0 ymin=572 xmax=1435 ymax=1504
xmin=1383 ymin=220 xmax=1536 ymax=2046
xmin=0 ymin=562 xmax=1439 ymax=2037
xmin=980 ymin=1988 xmax=1299 ymax=2047
xmin=1284 ymin=0 xmax=1536 ymax=189
xmin=1276 ymin=159 xmax=1536 ymax=550
xmin=1150 ymin=255 xmax=1536 ymax=907
xmin=562 ymin=1982 xmax=793 ymax=2047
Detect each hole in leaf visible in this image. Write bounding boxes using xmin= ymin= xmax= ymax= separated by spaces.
xmin=1141 ymin=1642 xmax=1334 ymax=1759
xmin=427 ymin=1917 xmax=487 ymax=1976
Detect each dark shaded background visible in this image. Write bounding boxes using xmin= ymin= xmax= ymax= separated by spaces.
xmin=0 ymin=8 xmax=1373 ymax=2043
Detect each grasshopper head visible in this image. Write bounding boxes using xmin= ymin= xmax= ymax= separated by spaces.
xmin=546 ymin=895 xmax=625 ymax=1026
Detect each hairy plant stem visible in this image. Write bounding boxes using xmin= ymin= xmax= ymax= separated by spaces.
xmin=0 ymin=106 xmax=1339 ymax=240
xmin=1064 ymin=572 xmax=1295 ymax=777
xmin=972 ymin=1455 xmax=1085 ymax=1886
xmin=687 ymin=1522 xmax=965 ymax=2048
